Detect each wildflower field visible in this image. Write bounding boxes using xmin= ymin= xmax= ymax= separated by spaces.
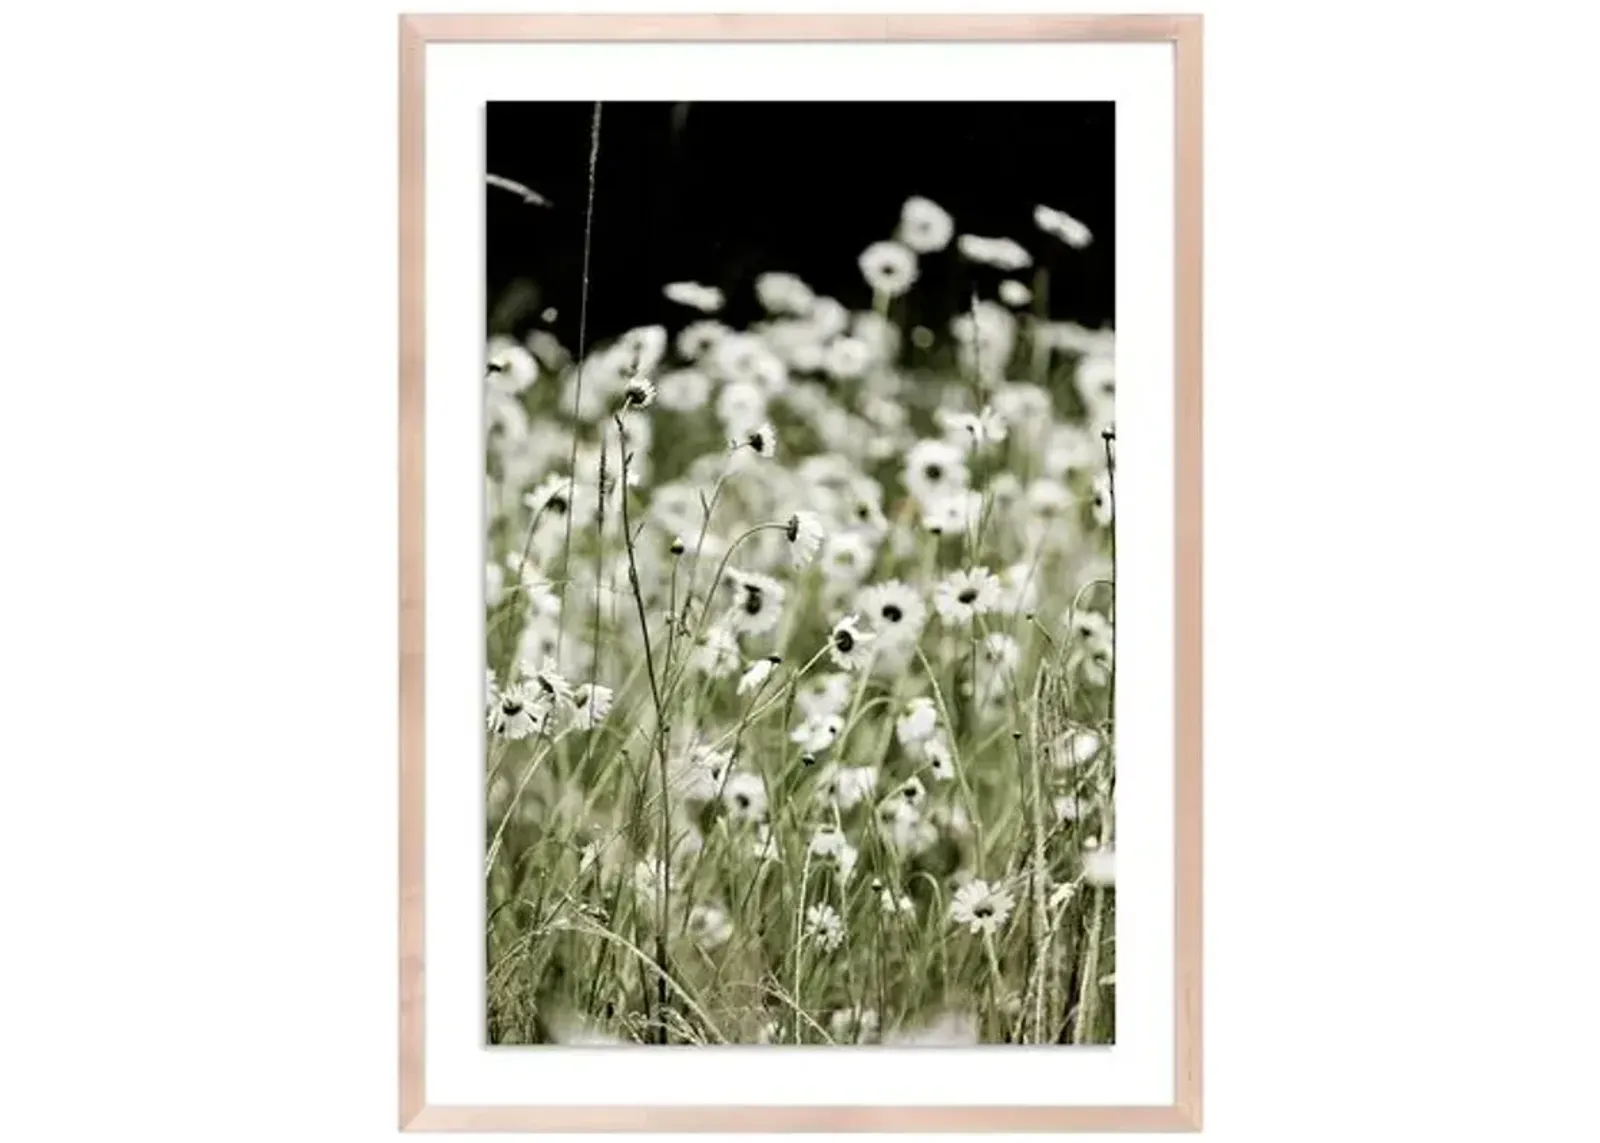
xmin=483 ymin=192 xmax=1116 ymax=1046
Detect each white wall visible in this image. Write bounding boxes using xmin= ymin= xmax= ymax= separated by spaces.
xmin=2 ymin=1 xmax=1596 ymax=1140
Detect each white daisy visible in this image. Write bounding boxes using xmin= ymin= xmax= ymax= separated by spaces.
xmin=890 ymin=775 xmax=927 ymax=812
xmin=789 ymin=338 xmax=826 ymax=374
xmin=655 ymin=368 xmax=711 ymax=413
xmin=486 ymin=335 xmax=538 ymax=395
xmin=663 ymin=280 xmax=725 ymax=313
xmin=804 ymin=902 xmax=846 ymax=952
xmin=737 ymin=655 xmax=782 ymax=697
xmin=622 ymin=373 xmax=656 ymax=410
xmin=817 ymin=531 xmax=875 ymax=588
xmin=1075 ymin=352 xmax=1116 ymax=428
xmin=1083 ymin=845 xmax=1116 ymax=888
xmin=785 ymin=511 xmax=825 ymax=567
xmin=980 ymin=632 xmax=1021 ymax=675
xmin=648 ymin=482 xmax=710 ymax=540
xmin=951 ymin=301 xmax=1019 ymax=380
xmin=1035 ymin=203 xmax=1093 ymax=248
xmin=806 ymin=296 xmax=851 ymax=341
xmin=726 ymin=569 xmax=786 ymax=636
xmin=676 ymin=319 xmax=728 ymax=361
xmin=933 ymin=567 xmax=1003 ymax=624
xmin=490 ymin=683 xmax=539 ymax=740
xmin=949 ymin=878 xmax=1016 ymax=935
xmin=991 ymin=381 xmax=1053 ymax=430
xmin=998 ymin=278 xmax=1033 ymax=307
xmin=687 ymin=903 xmax=733 ymax=950
xmin=616 ymin=325 xmax=669 ymax=377
xmin=1024 ymin=478 xmax=1075 ymax=543
xmin=714 ymin=332 xmax=788 ymax=394
xmin=878 ymin=799 xmax=937 ymax=856
xmin=996 ymin=562 xmax=1039 ymax=617
xmin=858 ymin=239 xmax=919 ymax=298
xmin=673 ymin=744 xmax=733 ymax=804
xmin=1091 ymin=469 xmax=1114 ymax=527
xmin=688 ymin=625 xmax=742 ymax=679
xmin=857 ymin=580 xmax=927 ymax=645
xmin=936 ymin=405 xmax=1009 ymax=451
xmin=806 ymin=827 xmax=859 ymax=882
xmin=853 ymin=310 xmax=899 ymax=364
xmin=828 ymin=614 xmax=876 ymax=671
xmin=716 ymin=379 xmax=769 ymax=437
xmin=858 ymin=392 xmax=908 ymax=434
xmin=896 ymin=697 xmax=939 ymax=748
xmin=1066 ymin=609 xmax=1114 ymax=657
xmin=791 ymin=712 xmax=844 ymax=754
xmin=823 ymin=335 xmax=872 ymax=380
xmin=760 ymin=317 xmax=823 ymax=367
xmin=898 ymin=195 xmax=954 ymax=253
xmin=571 ymin=682 xmax=614 ymax=729
xmin=920 ymin=490 xmax=984 ymax=538
xmin=816 ymin=764 xmax=879 ymax=812
xmin=518 ymin=658 xmax=576 ymax=721
xmin=903 ymin=438 xmax=970 ymax=507
xmin=563 ymin=350 xmax=631 ymax=422
xmin=924 ymin=734 xmax=955 ymax=782
xmin=720 ymin=771 xmax=769 ymax=824
xmin=523 ymin=473 xmax=581 ymax=525
xmin=956 ymin=234 xmax=1033 ymax=271
xmin=732 ymin=420 xmax=778 ymax=459
xmin=513 ymin=614 xmax=560 ymax=674
xmin=1043 ymin=424 xmax=1101 ymax=480
xmin=796 ymin=673 xmax=853 ymax=721
xmin=1078 ymin=641 xmax=1114 ymax=689
xmin=755 ymin=271 xmax=816 ymax=316
xmin=1057 ymin=728 xmax=1105 ymax=770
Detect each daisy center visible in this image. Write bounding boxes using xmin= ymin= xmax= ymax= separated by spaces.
xmin=743 ymin=586 xmax=764 ymax=615
xmin=881 ymin=604 xmax=903 ymax=622
xmin=834 ymin=630 xmax=855 ymax=653
xmin=958 ymin=587 xmax=978 ymax=604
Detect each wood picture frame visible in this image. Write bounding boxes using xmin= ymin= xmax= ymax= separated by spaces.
xmin=400 ymin=12 xmax=1201 ymax=1132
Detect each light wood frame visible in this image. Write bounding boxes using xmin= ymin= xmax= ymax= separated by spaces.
xmin=399 ymin=12 xmax=1202 ymax=1132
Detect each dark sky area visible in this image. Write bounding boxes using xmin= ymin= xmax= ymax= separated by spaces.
xmin=486 ymin=102 xmax=1114 ymax=347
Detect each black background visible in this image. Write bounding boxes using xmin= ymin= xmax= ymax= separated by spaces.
xmin=486 ymin=102 xmax=1114 ymax=347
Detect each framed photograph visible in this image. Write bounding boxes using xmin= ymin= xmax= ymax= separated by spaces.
xmin=399 ymin=13 xmax=1201 ymax=1132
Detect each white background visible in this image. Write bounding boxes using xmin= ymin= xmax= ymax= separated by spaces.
xmin=2 ymin=1 xmax=1598 ymax=1141
xmin=426 ymin=39 xmax=1174 ymax=1107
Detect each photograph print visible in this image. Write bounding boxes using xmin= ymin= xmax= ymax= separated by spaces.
xmin=482 ymin=101 xmax=1117 ymax=1046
